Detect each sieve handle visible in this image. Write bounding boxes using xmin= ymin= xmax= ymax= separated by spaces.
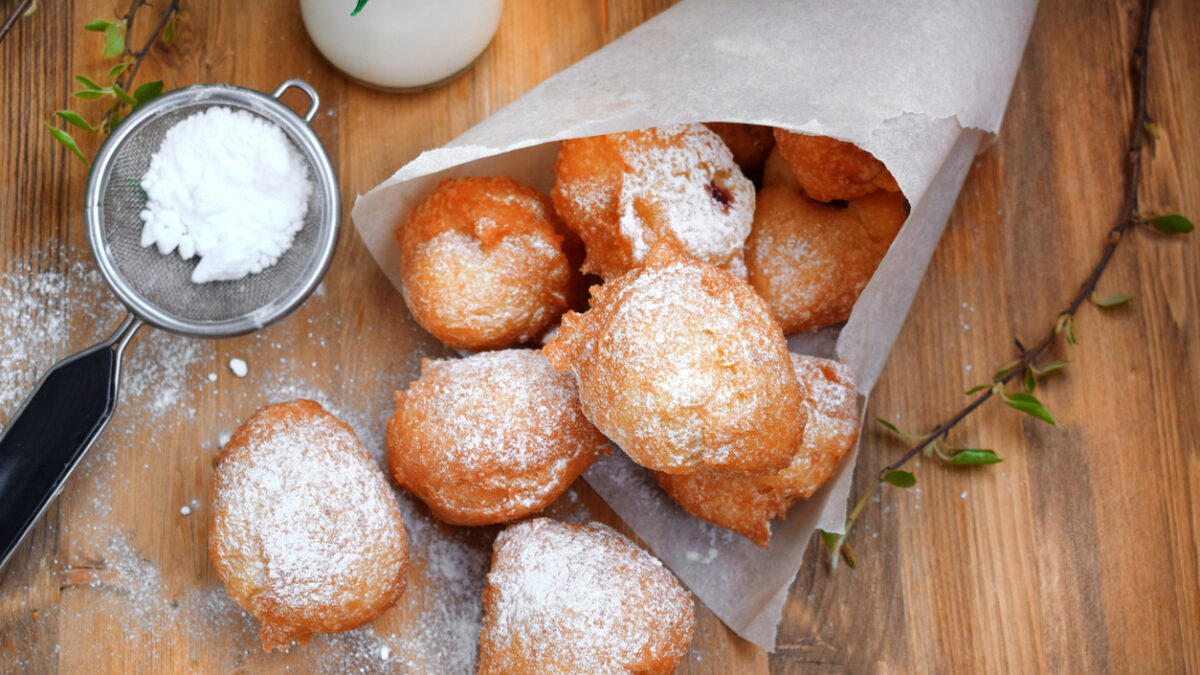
xmin=272 ymin=78 xmax=320 ymax=123
xmin=0 ymin=315 xmax=142 ymax=574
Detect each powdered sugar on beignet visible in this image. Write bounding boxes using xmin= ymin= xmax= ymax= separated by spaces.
xmin=387 ymin=350 xmax=609 ymax=526
xmin=479 ymin=519 xmax=694 ymax=674
xmin=209 ymin=399 xmax=408 ymax=651
xmin=545 ymin=243 xmax=805 ymax=476
xmin=552 ymin=124 xmax=754 ymax=278
xmin=655 ymin=355 xmax=860 ymax=548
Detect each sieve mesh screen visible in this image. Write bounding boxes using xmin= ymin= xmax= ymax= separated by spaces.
xmin=98 ymin=101 xmax=326 ymax=323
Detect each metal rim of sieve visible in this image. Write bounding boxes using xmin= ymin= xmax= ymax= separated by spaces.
xmin=83 ymin=79 xmax=340 ymax=338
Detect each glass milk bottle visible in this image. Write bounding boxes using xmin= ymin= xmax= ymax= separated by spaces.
xmin=300 ymin=0 xmax=504 ymax=91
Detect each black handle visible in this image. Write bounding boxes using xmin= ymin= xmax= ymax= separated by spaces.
xmin=0 ymin=315 xmax=141 ymax=573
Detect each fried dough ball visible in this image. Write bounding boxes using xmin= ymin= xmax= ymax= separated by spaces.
xmin=397 ymin=176 xmax=579 ymax=351
xmin=656 ymin=355 xmax=860 ymax=548
xmin=386 ymin=349 xmax=609 ymax=526
xmin=551 ymin=124 xmax=755 ymax=279
xmin=762 ymin=145 xmax=801 ymax=192
xmin=705 ymin=122 xmax=775 ymax=179
xmin=479 ymin=518 xmax=694 ymax=674
xmin=544 ymin=243 xmax=806 ymax=476
xmin=746 ymin=185 xmax=907 ymax=335
xmin=209 ymin=400 xmax=409 ymax=651
xmin=773 ymin=129 xmax=900 ymax=202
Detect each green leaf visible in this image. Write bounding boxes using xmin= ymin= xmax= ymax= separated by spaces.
xmin=877 ymin=417 xmax=901 ymax=435
xmin=83 ymin=19 xmax=113 ymax=31
xmin=75 ymin=74 xmax=103 ymax=90
xmin=350 ymin=0 xmax=369 ymax=16
xmin=1002 ymin=391 xmax=1058 ymax=425
xmin=108 ymin=61 xmax=129 ymax=79
xmin=1091 ymin=292 xmax=1134 ymax=308
xmin=965 ymin=384 xmax=992 ymax=395
xmin=103 ymin=22 xmax=125 ymax=58
xmin=946 ymin=448 xmax=1004 ymax=466
xmin=1065 ymin=317 xmax=1077 ymax=345
xmin=1032 ymin=360 xmax=1069 ymax=376
xmin=111 ymin=83 xmax=137 ymax=106
xmin=132 ymin=80 xmax=164 ymax=105
xmin=72 ymin=89 xmax=109 ymax=100
xmin=163 ymin=12 xmax=178 ymax=45
xmin=1147 ymin=214 xmax=1194 ymax=235
xmin=993 ymin=359 xmax=1021 ymax=381
xmin=44 ymin=124 xmax=88 ymax=165
xmin=819 ymin=529 xmax=837 ymax=550
xmin=1024 ymin=367 xmax=1037 ymax=393
xmin=55 ymin=110 xmax=93 ymax=132
xmin=841 ymin=540 xmax=857 ymax=569
xmin=882 ymin=470 xmax=916 ymax=488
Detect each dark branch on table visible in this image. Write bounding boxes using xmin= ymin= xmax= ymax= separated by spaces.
xmin=0 ymin=0 xmax=34 ymax=45
xmin=831 ymin=0 xmax=1159 ymax=569
xmin=118 ymin=0 xmax=181 ymax=89
xmin=876 ymin=0 xmax=1155 ymax=479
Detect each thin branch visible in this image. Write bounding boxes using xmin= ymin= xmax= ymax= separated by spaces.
xmin=97 ymin=0 xmax=180 ymax=130
xmin=877 ymin=0 xmax=1155 ymax=480
xmin=0 ymin=0 xmax=34 ymax=45
xmin=829 ymin=0 xmax=1159 ymax=567
xmin=119 ymin=0 xmax=180 ymax=88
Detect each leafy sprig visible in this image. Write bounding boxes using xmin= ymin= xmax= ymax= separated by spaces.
xmin=821 ymin=0 xmax=1194 ymax=572
xmin=45 ymin=0 xmax=181 ymax=165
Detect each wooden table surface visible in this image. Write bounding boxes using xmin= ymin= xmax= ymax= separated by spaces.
xmin=1 ymin=0 xmax=1197 ymax=672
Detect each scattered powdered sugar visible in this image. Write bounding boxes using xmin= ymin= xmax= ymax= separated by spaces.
xmin=119 ymin=330 xmax=204 ymax=417
xmin=228 ymin=357 xmax=248 ymax=378
xmin=480 ymin=519 xmax=693 ymax=674
xmin=0 ymin=250 xmax=591 ymax=672
xmin=0 ymin=259 xmax=123 ymax=419
xmin=139 ymin=106 xmax=313 ymax=283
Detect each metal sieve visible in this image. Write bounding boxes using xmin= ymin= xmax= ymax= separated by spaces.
xmin=0 ymin=79 xmax=339 ymax=573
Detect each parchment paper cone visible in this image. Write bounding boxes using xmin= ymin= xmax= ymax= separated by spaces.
xmin=352 ymin=0 xmax=1038 ymax=650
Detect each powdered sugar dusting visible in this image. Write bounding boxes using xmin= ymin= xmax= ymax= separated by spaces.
xmin=211 ymin=401 xmax=406 ymax=621
xmin=616 ymin=125 xmax=753 ymax=269
xmin=0 ymin=249 xmax=595 ymax=671
xmin=406 ymin=351 xmax=593 ymax=473
xmin=552 ymin=252 xmax=801 ymax=473
xmin=480 ymin=519 xmax=693 ymax=673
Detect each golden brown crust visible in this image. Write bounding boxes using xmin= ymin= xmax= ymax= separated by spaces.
xmin=656 ymin=355 xmax=860 ymax=548
xmin=478 ymin=519 xmax=694 ymax=674
xmin=396 ymin=176 xmax=579 ymax=351
xmin=772 ymin=129 xmax=900 ymax=202
xmin=209 ymin=400 xmax=408 ymax=650
xmin=762 ymin=145 xmax=801 ymax=192
xmin=704 ymin=122 xmax=776 ymax=179
xmin=386 ymin=349 xmax=609 ymax=526
xmin=544 ymin=243 xmax=806 ymax=476
xmin=551 ymin=124 xmax=755 ymax=279
xmin=745 ymin=185 xmax=906 ymax=335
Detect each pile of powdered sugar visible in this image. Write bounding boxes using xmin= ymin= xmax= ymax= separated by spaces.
xmin=138 ymin=106 xmax=313 ymax=283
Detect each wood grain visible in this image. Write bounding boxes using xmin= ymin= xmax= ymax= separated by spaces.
xmin=0 ymin=0 xmax=1196 ymax=673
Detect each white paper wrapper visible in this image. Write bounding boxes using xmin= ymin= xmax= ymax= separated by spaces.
xmin=352 ymin=0 xmax=1037 ymax=651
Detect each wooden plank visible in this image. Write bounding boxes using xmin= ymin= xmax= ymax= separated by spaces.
xmin=0 ymin=0 xmax=1196 ymax=672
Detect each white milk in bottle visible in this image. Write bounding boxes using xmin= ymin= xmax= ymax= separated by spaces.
xmin=300 ymin=0 xmax=504 ymax=90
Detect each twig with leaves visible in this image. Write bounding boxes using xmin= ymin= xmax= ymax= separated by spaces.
xmin=823 ymin=0 xmax=1194 ymax=571
xmin=44 ymin=0 xmax=182 ymax=165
